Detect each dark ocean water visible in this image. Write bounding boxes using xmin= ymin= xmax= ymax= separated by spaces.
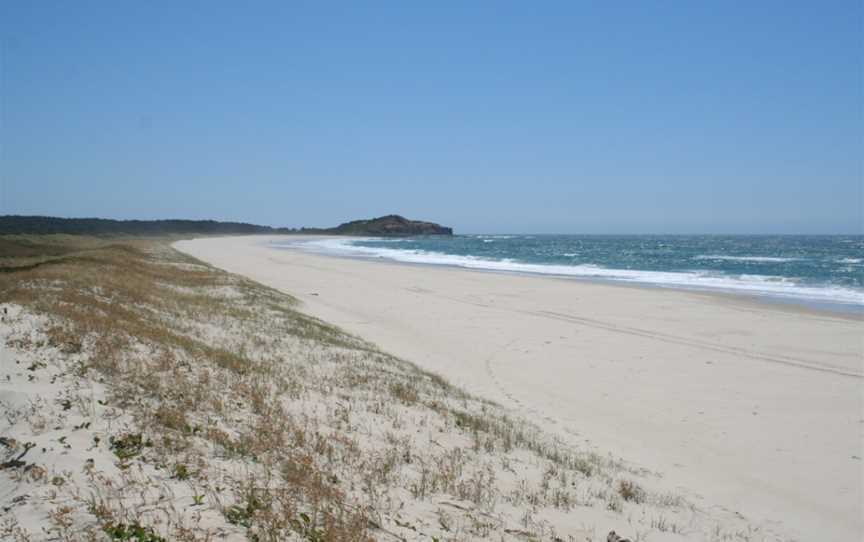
xmin=278 ymin=235 xmax=864 ymax=311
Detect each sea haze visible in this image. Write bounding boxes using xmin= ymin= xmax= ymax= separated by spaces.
xmin=276 ymin=235 xmax=864 ymax=312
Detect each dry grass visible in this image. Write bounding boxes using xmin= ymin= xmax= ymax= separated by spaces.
xmin=0 ymin=235 xmax=771 ymax=542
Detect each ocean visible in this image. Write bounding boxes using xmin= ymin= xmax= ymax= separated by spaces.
xmin=275 ymin=235 xmax=864 ymax=312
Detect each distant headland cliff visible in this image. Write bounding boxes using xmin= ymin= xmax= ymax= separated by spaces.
xmin=303 ymin=215 xmax=453 ymax=236
xmin=0 ymin=214 xmax=453 ymax=237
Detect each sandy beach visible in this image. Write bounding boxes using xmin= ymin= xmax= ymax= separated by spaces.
xmin=176 ymin=235 xmax=863 ymax=541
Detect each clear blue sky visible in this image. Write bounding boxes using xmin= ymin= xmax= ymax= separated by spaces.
xmin=1 ymin=1 xmax=861 ymax=233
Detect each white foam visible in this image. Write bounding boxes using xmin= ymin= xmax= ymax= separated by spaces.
xmin=837 ymin=258 xmax=862 ymax=264
xmin=473 ymin=235 xmax=516 ymax=240
xmin=694 ymin=255 xmax=801 ymax=263
xmin=277 ymin=239 xmax=864 ymax=307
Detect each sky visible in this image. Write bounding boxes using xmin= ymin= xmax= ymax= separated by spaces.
xmin=0 ymin=1 xmax=861 ymax=234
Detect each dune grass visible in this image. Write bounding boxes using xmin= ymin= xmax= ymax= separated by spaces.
xmin=0 ymin=235 xmax=765 ymax=542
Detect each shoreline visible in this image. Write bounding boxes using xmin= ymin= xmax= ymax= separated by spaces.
xmin=176 ymin=235 xmax=863 ymax=541
xmin=272 ymin=235 xmax=864 ymax=320
xmin=272 ymin=236 xmax=864 ymax=318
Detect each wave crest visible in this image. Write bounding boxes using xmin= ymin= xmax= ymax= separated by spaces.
xmin=277 ymin=238 xmax=864 ymax=307
xmin=694 ymin=255 xmax=801 ymax=263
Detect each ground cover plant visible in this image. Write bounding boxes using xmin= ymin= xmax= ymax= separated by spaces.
xmin=0 ymin=235 xmax=777 ymax=541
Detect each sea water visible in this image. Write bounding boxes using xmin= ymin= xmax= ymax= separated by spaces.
xmin=275 ymin=235 xmax=864 ymax=312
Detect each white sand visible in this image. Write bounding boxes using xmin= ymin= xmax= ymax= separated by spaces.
xmin=176 ymin=235 xmax=864 ymax=541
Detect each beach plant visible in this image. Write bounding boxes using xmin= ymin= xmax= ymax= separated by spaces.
xmin=171 ymin=462 xmax=190 ymax=480
xmin=102 ymin=521 xmax=166 ymax=542
xmin=0 ymin=234 xmax=760 ymax=541
xmin=618 ymin=479 xmax=646 ymax=503
xmin=109 ymin=433 xmax=149 ymax=460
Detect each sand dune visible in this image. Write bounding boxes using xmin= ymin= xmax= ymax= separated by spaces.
xmin=176 ymin=235 xmax=864 ymax=541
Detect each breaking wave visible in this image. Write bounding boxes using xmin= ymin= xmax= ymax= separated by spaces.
xmin=280 ymin=238 xmax=864 ymax=307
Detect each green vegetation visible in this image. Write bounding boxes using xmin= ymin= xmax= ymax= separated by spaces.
xmin=109 ymin=433 xmax=150 ymax=460
xmin=0 ymin=213 xmax=453 ymax=237
xmin=0 ymin=215 xmax=294 ymax=236
xmin=302 ymin=214 xmax=452 ymax=236
xmin=102 ymin=522 xmax=166 ymax=542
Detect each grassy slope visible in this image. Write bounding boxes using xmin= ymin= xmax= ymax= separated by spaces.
xmin=0 ymin=236 xmax=770 ymax=542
